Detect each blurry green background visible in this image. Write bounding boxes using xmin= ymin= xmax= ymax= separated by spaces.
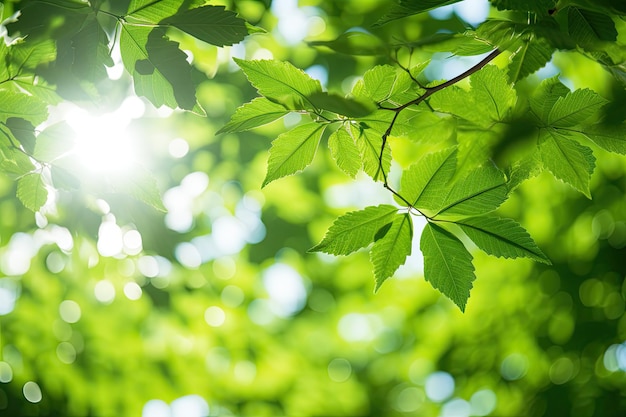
xmin=1 ymin=0 xmax=626 ymax=416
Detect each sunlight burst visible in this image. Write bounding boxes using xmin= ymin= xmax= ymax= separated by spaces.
xmin=65 ymin=96 xmax=145 ymax=175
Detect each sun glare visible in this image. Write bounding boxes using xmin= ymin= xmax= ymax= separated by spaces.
xmin=65 ymin=96 xmax=146 ymax=175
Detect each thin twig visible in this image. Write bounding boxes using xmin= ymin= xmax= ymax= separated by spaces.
xmin=376 ymin=49 xmax=503 ymax=211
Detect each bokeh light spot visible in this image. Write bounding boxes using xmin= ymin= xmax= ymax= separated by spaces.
xmin=204 ymin=306 xmax=226 ymax=327
xmin=328 ymin=358 xmax=352 ymax=382
xmin=124 ymin=282 xmax=142 ymax=300
xmin=424 ymin=371 xmax=455 ymax=403
xmin=501 ymin=353 xmax=528 ymax=380
xmin=23 ymin=381 xmax=42 ymax=403
xmin=59 ymin=300 xmax=81 ymax=324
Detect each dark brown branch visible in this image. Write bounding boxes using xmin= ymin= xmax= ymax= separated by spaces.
xmin=376 ymin=49 xmax=503 ymax=211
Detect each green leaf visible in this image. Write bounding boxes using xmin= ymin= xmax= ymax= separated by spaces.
xmin=120 ymin=26 xmax=197 ymax=111
xmin=162 ymin=5 xmax=248 ymax=47
xmin=421 ymin=222 xmax=475 ymax=312
xmin=491 ymin=0 xmax=555 ymax=14
xmin=111 ymin=166 xmax=166 ymax=211
xmin=458 ymin=216 xmax=551 ymax=263
xmin=547 ymin=88 xmax=607 ymax=127
xmin=51 ymin=165 xmax=81 ymax=190
xmin=33 ymin=122 xmax=76 ymax=162
xmin=436 ymin=164 xmax=508 ymax=217
xmin=263 ymin=123 xmax=325 ymax=187
xmin=375 ymin=0 xmax=463 ymax=26
xmin=310 ymin=204 xmax=399 ymax=255
xmin=0 ymin=137 xmax=35 ymax=179
xmin=308 ymin=31 xmax=386 ymax=56
xmin=17 ymin=172 xmax=48 ymax=212
xmin=234 ymin=59 xmax=322 ymax=110
xmin=4 ymin=118 xmax=36 ymax=154
xmin=307 ymin=92 xmax=375 ymax=118
xmin=529 ymin=76 xmax=570 ymax=122
xmin=508 ymin=36 xmax=554 ymax=82
xmin=217 ymin=98 xmax=289 ymax=134
xmin=506 ymin=153 xmax=543 ymax=191
xmin=568 ymin=7 xmax=617 ymax=46
xmin=353 ymin=65 xmax=413 ymax=104
xmin=70 ymin=15 xmax=114 ymax=82
xmin=126 ymin=0 xmax=194 ymax=22
xmin=328 ymin=124 xmax=361 ymax=178
xmin=581 ymin=124 xmax=626 ymax=154
xmin=539 ymin=129 xmax=595 ymax=197
xmin=430 ymin=65 xmax=516 ymax=127
xmin=356 ymin=124 xmax=391 ymax=182
xmin=371 ymin=213 xmax=413 ymax=291
xmin=8 ymin=38 xmax=56 ymax=74
xmin=0 ymin=91 xmax=48 ymax=125
xmin=402 ymin=147 xmax=457 ymax=209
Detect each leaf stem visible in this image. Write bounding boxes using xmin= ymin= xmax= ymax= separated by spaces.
xmin=376 ymin=48 xmax=503 ymax=212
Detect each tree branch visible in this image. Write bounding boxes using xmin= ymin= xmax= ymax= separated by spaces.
xmin=377 ymin=49 xmax=503 ymax=209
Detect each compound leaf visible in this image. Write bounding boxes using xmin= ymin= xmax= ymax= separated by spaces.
xmin=310 ymin=204 xmax=399 ymax=255
xmin=421 ymin=222 xmax=475 ymax=312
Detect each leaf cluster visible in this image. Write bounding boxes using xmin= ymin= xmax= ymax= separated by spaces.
xmin=220 ymin=0 xmax=626 ymax=310
xmin=0 ymin=0 xmax=249 ymax=212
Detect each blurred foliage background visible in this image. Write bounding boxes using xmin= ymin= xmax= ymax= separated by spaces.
xmin=1 ymin=0 xmax=626 ymax=416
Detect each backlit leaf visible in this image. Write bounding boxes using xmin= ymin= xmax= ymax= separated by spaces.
xmin=70 ymin=15 xmax=113 ymax=82
xmin=539 ymin=129 xmax=595 ymax=197
xmin=581 ymin=124 xmax=626 ymax=154
xmin=217 ymin=98 xmax=289 ymax=134
xmin=458 ymin=216 xmax=550 ymax=263
xmin=307 ymin=92 xmax=375 ymax=118
xmin=111 ymin=166 xmax=166 ymax=211
xmin=162 ymin=5 xmax=248 ymax=47
xmin=421 ymin=222 xmax=475 ymax=312
xmin=309 ymin=31 xmax=386 ymax=56
xmin=263 ymin=123 xmax=325 ymax=187
xmin=401 ymin=147 xmax=457 ymax=209
xmin=17 ymin=172 xmax=48 ymax=212
xmin=0 ymin=90 xmax=48 ymax=125
xmin=234 ymin=59 xmax=322 ymax=110
xmin=120 ymin=26 xmax=197 ymax=111
xmin=548 ymin=88 xmax=607 ymax=127
xmin=529 ymin=76 xmax=570 ymax=123
xmin=568 ymin=7 xmax=617 ymax=46
xmin=508 ymin=36 xmax=554 ymax=82
xmin=356 ymin=124 xmax=391 ymax=182
xmin=371 ymin=213 xmax=413 ymax=291
xmin=328 ymin=124 xmax=362 ymax=177
xmin=33 ymin=122 xmax=76 ymax=162
xmin=310 ymin=204 xmax=399 ymax=255
xmin=375 ymin=0 xmax=463 ymax=26
xmin=436 ymin=164 xmax=508 ymax=217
